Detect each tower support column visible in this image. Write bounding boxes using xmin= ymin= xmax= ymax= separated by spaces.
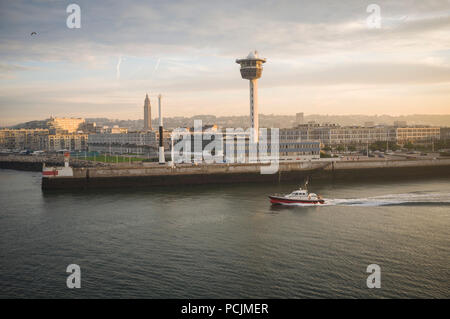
xmin=250 ymin=79 xmax=259 ymax=143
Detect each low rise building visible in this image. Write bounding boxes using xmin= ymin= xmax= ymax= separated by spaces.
xmin=95 ymin=125 xmax=128 ymax=134
xmin=44 ymin=133 xmax=88 ymax=151
xmin=278 ymin=140 xmax=321 ymax=160
xmin=280 ymin=123 xmax=335 ymax=144
xmin=440 ymin=127 xmax=450 ymax=141
xmin=0 ymin=128 xmax=88 ymax=152
xmin=0 ymin=129 xmax=49 ymax=151
xmin=88 ymin=131 xmax=158 ymax=155
xmin=47 ymin=117 xmax=85 ymax=134
xmin=395 ymin=127 xmax=440 ymax=144
xmin=281 ymin=123 xmax=440 ymax=146
xmin=171 ymin=128 xmax=320 ymax=162
xmin=329 ymin=126 xmax=396 ymax=145
xmin=79 ymin=122 xmax=97 ymax=133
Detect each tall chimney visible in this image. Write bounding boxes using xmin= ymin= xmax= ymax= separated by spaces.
xmin=158 ymin=94 xmax=165 ymax=164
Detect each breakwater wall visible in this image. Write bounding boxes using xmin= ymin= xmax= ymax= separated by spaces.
xmin=0 ymin=155 xmax=108 ymax=172
xmin=0 ymin=160 xmax=44 ymax=171
xmin=41 ymin=158 xmax=450 ymax=189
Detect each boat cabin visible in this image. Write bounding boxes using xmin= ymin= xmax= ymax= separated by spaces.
xmin=289 ymin=189 xmax=308 ymax=197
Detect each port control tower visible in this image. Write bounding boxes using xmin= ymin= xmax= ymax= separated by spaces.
xmin=236 ymin=50 xmax=266 ymax=143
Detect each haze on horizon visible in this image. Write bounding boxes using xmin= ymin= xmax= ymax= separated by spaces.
xmin=0 ymin=0 xmax=450 ymax=126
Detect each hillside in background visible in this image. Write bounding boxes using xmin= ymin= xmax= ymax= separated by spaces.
xmin=5 ymin=114 xmax=450 ymax=130
xmin=80 ymin=114 xmax=450 ymax=129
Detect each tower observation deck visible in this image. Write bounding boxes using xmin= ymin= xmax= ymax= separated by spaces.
xmin=236 ymin=50 xmax=266 ymax=143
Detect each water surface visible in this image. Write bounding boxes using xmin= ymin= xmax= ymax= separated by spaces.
xmin=0 ymin=169 xmax=449 ymax=298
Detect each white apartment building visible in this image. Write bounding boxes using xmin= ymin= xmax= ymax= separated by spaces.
xmin=281 ymin=124 xmax=440 ymax=146
xmin=88 ymin=131 xmax=158 ymax=155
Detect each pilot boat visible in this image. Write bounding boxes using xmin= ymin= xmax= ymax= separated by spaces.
xmin=269 ymin=188 xmax=325 ymax=205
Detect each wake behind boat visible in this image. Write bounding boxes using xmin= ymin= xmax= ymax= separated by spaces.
xmin=269 ymin=188 xmax=325 ymax=205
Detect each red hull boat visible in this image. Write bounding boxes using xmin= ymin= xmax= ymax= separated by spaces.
xmin=269 ymin=188 xmax=325 ymax=205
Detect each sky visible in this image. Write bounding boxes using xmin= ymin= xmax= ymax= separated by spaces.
xmin=0 ymin=0 xmax=449 ymax=126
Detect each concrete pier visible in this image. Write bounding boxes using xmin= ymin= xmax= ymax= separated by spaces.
xmin=40 ymin=158 xmax=450 ymax=190
xmin=0 ymin=154 xmax=108 ymax=171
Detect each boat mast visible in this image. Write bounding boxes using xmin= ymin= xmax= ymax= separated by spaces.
xmin=304 ymin=177 xmax=309 ymax=190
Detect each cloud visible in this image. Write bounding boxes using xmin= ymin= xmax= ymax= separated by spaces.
xmin=0 ymin=63 xmax=31 ymax=72
xmin=269 ymin=62 xmax=450 ymax=86
xmin=0 ymin=62 xmax=37 ymax=79
xmin=0 ymin=0 xmax=450 ymax=123
xmin=0 ymin=0 xmax=448 ymax=61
